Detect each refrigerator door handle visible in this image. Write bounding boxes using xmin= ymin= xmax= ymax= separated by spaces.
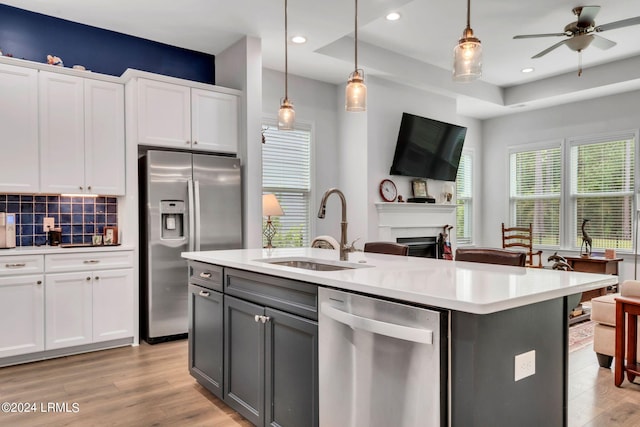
xmin=194 ymin=180 xmax=201 ymax=251
xmin=187 ymin=179 xmax=195 ymax=252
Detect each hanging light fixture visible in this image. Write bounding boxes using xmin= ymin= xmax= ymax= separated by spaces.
xmin=453 ymin=0 xmax=482 ymax=82
xmin=345 ymin=0 xmax=366 ymax=112
xmin=278 ymin=0 xmax=295 ymax=130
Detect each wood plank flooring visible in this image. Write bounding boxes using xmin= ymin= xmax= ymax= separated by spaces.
xmin=1 ymin=339 xmax=639 ymax=426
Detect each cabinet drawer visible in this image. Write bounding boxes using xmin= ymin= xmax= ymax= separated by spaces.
xmin=225 ymin=268 xmax=318 ymax=320
xmin=45 ymin=251 xmax=133 ymax=273
xmin=189 ymin=261 xmax=223 ymax=292
xmin=0 ymin=254 xmax=44 ymax=276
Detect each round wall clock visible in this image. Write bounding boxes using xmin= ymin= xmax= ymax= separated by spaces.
xmin=379 ymin=179 xmax=397 ymax=202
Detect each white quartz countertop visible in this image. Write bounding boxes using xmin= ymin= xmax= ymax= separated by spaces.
xmin=0 ymin=244 xmax=134 ymax=255
xmin=181 ymin=248 xmax=619 ymax=314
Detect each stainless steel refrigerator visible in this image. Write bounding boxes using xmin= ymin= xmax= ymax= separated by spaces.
xmin=139 ymin=150 xmax=242 ymax=343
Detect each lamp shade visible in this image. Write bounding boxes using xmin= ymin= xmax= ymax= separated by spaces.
xmin=345 ymin=69 xmax=367 ymax=112
xmin=263 ymin=194 xmax=284 ymax=217
xmin=278 ymin=98 xmax=295 ymax=130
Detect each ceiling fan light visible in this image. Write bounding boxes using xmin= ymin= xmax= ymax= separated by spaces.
xmin=278 ymin=98 xmax=295 ymax=130
xmin=345 ymin=69 xmax=367 ymax=112
xmin=453 ymin=33 xmax=482 ymax=82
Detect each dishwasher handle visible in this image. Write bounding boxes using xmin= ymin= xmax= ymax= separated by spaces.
xmin=321 ymin=302 xmax=433 ymax=344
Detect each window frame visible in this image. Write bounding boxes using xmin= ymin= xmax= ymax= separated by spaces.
xmin=261 ymin=116 xmax=315 ymax=248
xmin=508 ymin=130 xmax=639 ymax=254
xmin=456 ymin=149 xmax=474 ymax=246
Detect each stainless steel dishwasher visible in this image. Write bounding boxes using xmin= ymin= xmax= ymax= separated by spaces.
xmin=319 ymin=287 xmax=447 ymax=427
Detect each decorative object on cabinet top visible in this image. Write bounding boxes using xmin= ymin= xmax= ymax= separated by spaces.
xmin=46 ymin=54 xmax=63 ymax=67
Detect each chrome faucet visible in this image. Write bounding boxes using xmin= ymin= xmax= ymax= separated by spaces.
xmin=317 ymin=188 xmax=351 ymax=261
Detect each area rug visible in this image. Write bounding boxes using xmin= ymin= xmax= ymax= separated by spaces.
xmin=568 ymin=319 xmax=595 ymax=353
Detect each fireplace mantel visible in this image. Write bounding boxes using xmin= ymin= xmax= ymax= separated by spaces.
xmin=374 ymin=202 xmax=457 ymax=243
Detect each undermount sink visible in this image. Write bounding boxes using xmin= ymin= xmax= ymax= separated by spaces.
xmin=256 ymin=257 xmax=371 ymax=271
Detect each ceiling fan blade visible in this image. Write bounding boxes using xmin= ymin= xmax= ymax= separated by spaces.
xmin=596 ymin=16 xmax=640 ymax=32
xmin=532 ymin=39 xmax=570 ymax=59
xmin=577 ymin=6 xmax=600 ymax=26
xmin=591 ymin=34 xmax=616 ymax=50
xmin=513 ymin=32 xmax=567 ymax=39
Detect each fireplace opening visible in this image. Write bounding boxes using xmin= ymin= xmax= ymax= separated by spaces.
xmin=396 ymin=236 xmax=439 ymax=258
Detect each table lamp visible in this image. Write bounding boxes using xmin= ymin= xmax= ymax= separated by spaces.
xmin=263 ymin=194 xmax=284 ymax=248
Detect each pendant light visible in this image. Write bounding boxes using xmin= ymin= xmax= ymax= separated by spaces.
xmin=278 ymin=0 xmax=295 ymax=130
xmin=345 ymin=0 xmax=366 ymax=112
xmin=453 ymin=0 xmax=482 ymax=82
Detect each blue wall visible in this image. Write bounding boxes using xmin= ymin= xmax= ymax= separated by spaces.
xmin=0 ymin=4 xmax=215 ymax=84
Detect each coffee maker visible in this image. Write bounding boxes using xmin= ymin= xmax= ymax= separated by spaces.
xmin=0 ymin=213 xmax=16 ymax=249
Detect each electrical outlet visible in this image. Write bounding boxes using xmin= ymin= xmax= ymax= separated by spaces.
xmin=43 ymin=217 xmax=55 ymax=232
xmin=514 ymin=350 xmax=535 ymax=381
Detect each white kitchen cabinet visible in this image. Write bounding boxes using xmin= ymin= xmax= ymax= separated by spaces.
xmin=45 ymin=271 xmax=93 ymax=349
xmin=0 ymin=63 xmax=39 ymax=193
xmin=136 ymin=78 xmax=238 ymax=153
xmin=45 ymin=251 xmax=134 ymax=350
xmin=39 ymin=71 xmax=125 ymax=195
xmin=0 ymin=274 xmax=44 ymax=358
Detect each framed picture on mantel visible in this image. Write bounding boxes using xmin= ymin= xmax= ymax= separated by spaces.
xmin=412 ymin=179 xmax=428 ymax=198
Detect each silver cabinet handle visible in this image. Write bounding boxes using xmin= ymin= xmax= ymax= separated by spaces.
xmin=199 ymin=272 xmax=212 ymax=279
xmin=5 ymin=263 xmax=26 ymax=268
xmin=83 ymin=260 xmax=100 ymax=264
xmin=199 ymin=290 xmax=210 ymax=297
xmin=254 ymin=315 xmax=270 ymax=324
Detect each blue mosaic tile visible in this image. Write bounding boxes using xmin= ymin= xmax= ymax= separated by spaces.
xmin=1 ymin=193 xmax=118 ymax=247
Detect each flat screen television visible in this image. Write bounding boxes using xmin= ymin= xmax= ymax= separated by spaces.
xmin=389 ymin=112 xmax=467 ymax=181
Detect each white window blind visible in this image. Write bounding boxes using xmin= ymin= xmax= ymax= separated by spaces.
xmin=510 ymin=147 xmax=562 ymax=246
xmin=262 ymin=125 xmax=311 ymax=247
xmin=456 ymin=152 xmax=472 ymax=244
xmin=570 ymin=138 xmax=635 ymax=250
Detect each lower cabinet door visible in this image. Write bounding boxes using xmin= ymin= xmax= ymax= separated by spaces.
xmin=0 ymin=275 xmax=44 ymax=358
xmin=188 ymin=284 xmax=223 ymax=398
xmin=45 ymin=272 xmax=93 ymax=349
xmin=265 ymin=307 xmax=319 ymax=427
xmin=93 ymin=268 xmax=134 ymax=342
xmin=224 ymin=295 xmax=264 ymax=426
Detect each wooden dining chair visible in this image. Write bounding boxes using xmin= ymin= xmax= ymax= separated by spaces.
xmin=501 ymin=223 xmax=543 ymax=268
xmin=363 ymin=241 xmax=409 ymax=256
xmin=455 ymin=247 xmax=527 ymax=267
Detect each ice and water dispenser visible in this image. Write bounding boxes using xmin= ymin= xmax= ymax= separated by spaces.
xmin=160 ymin=201 xmax=185 ymax=239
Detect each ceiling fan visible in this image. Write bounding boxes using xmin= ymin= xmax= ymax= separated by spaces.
xmin=513 ymin=5 xmax=640 ymax=69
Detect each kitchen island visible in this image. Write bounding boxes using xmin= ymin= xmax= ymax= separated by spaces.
xmin=182 ymin=248 xmax=617 ymax=427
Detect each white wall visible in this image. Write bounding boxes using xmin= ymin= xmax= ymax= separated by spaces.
xmin=482 ymin=89 xmax=640 ymax=281
xmin=262 ymin=68 xmax=341 ymax=239
xmin=364 ymin=76 xmax=483 ymax=245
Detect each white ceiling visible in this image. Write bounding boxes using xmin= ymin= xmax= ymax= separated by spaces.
xmin=5 ymin=0 xmax=640 ymax=119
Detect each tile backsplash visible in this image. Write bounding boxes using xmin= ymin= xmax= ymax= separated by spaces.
xmin=0 ymin=195 xmax=118 ymax=246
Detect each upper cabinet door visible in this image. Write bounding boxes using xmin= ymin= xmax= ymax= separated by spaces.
xmin=192 ymin=89 xmax=238 ymax=154
xmin=85 ymin=80 xmax=125 ymax=195
xmin=39 ymin=71 xmax=85 ymax=194
xmin=137 ymin=79 xmax=191 ymax=149
xmin=0 ymin=64 xmax=39 ymax=193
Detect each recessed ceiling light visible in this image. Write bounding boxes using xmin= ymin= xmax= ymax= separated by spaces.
xmin=386 ymin=12 xmax=401 ymax=21
xmin=521 ymin=67 xmax=535 ymax=73
xmin=291 ymin=35 xmax=307 ymax=44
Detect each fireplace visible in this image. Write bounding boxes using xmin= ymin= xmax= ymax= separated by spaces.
xmin=397 ymin=236 xmax=438 ymax=258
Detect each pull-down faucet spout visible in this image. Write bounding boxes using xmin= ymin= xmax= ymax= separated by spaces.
xmin=317 ymin=188 xmax=349 ymax=261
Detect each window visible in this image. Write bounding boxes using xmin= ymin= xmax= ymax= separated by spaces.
xmin=570 ymin=137 xmax=635 ymax=250
xmin=262 ymin=124 xmax=312 ymax=247
xmin=509 ymin=145 xmax=562 ymax=246
xmin=509 ymin=132 xmax=636 ymax=252
xmin=456 ymin=151 xmax=473 ymax=244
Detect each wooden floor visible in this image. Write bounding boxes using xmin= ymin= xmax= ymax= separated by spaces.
xmin=1 ymin=339 xmax=640 ymax=426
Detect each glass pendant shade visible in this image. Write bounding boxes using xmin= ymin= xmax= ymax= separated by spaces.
xmin=278 ymin=98 xmax=295 ymax=130
xmin=453 ymin=30 xmax=482 ymax=82
xmin=345 ymin=69 xmax=367 ymax=112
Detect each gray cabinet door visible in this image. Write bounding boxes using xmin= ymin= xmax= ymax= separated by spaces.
xmin=265 ymin=307 xmax=318 ymax=427
xmin=188 ymin=284 xmax=223 ymax=399
xmin=224 ymin=295 xmax=264 ymax=426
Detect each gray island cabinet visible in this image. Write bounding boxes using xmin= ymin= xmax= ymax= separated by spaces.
xmin=188 ymin=260 xmax=318 ymax=427
xmin=183 ymin=248 xmax=617 ymax=427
